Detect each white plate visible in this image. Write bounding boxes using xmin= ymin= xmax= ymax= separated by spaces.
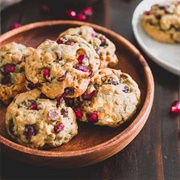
xmin=132 ymin=0 xmax=180 ymax=76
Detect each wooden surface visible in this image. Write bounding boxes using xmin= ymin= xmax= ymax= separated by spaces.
xmin=0 ymin=0 xmax=179 ymax=179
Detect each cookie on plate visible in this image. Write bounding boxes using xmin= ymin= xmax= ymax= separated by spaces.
xmin=6 ymin=89 xmax=78 ymax=149
xmin=0 ymin=42 xmax=33 ymax=104
xmin=57 ymin=26 xmax=118 ymax=68
xmin=25 ymin=37 xmax=99 ymax=99
xmin=73 ymin=68 xmax=141 ymax=127
xmin=141 ymin=0 xmax=180 ymax=43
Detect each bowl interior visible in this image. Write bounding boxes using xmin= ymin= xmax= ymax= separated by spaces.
xmin=0 ymin=21 xmax=151 ymax=154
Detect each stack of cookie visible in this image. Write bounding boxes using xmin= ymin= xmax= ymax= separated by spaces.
xmin=0 ymin=26 xmax=141 ymax=149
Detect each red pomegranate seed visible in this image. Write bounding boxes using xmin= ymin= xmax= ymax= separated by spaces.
xmin=77 ymin=54 xmax=87 ymax=64
xmin=1 ymin=75 xmax=11 ymax=85
xmin=82 ymin=90 xmax=96 ymax=100
xmin=170 ymin=101 xmax=180 ymax=114
xmin=42 ymin=4 xmax=50 ymax=12
xmin=74 ymin=107 xmax=83 ymax=119
xmin=79 ymin=7 xmax=93 ymax=16
xmin=144 ymin=11 xmax=151 ymax=15
xmin=66 ymin=9 xmax=76 ymax=17
xmin=122 ymin=85 xmax=129 ymax=93
xmin=48 ymin=109 xmax=59 ymax=121
xmin=88 ymin=112 xmax=98 ymax=123
xmin=3 ymin=64 xmax=15 ymax=74
xmin=43 ymin=69 xmax=50 ymax=79
xmin=56 ymin=39 xmax=63 ymax=44
xmin=25 ymin=125 xmax=36 ymax=142
xmin=75 ymin=64 xmax=89 ymax=72
xmin=29 ymin=103 xmax=38 ymax=110
xmin=27 ymin=82 xmax=40 ymax=89
xmin=65 ymin=41 xmax=74 ymax=46
xmin=54 ymin=123 xmax=64 ymax=133
xmin=75 ymin=13 xmax=86 ymax=21
xmin=10 ymin=23 xmax=21 ymax=30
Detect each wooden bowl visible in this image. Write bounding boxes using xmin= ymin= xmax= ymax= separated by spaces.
xmin=0 ymin=20 xmax=154 ymax=168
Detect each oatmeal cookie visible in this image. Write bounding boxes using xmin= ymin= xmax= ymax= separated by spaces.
xmin=0 ymin=42 xmax=33 ymax=104
xmin=141 ymin=0 xmax=180 ymax=43
xmin=73 ymin=68 xmax=141 ymax=127
xmin=57 ymin=26 xmax=118 ymax=68
xmin=25 ymin=37 xmax=99 ymax=99
xmin=6 ymin=89 xmax=78 ymax=149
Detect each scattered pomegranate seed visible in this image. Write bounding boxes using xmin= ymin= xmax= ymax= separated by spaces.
xmin=56 ymin=39 xmax=63 ymax=44
xmin=82 ymin=90 xmax=96 ymax=100
xmin=66 ymin=9 xmax=76 ymax=17
xmin=10 ymin=23 xmax=21 ymax=30
xmin=79 ymin=7 xmax=93 ymax=16
xmin=170 ymin=100 xmax=180 ymax=114
xmin=144 ymin=11 xmax=151 ymax=15
xmin=54 ymin=123 xmax=64 ymax=133
xmin=65 ymin=41 xmax=74 ymax=46
xmin=25 ymin=125 xmax=36 ymax=142
xmin=88 ymin=112 xmax=98 ymax=123
xmin=107 ymin=77 xmax=119 ymax=85
xmin=29 ymin=102 xmax=38 ymax=110
xmin=75 ymin=13 xmax=86 ymax=21
xmin=1 ymin=75 xmax=11 ymax=85
xmin=43 ymin=69 xmax=50 ymax=80
xmin=48 ymin=109 xmax=59 ymax=121
xmin=42 ymin=4 xmax=50 ymax=12
xmin=64 ymin=87 xmax=75 ymax=96
xmin=74 ymin=107 xmax=83 ymax=119
xmin=27 ymin=81 xmax=40 ymax=89
xmin=3 ymin=64 xmax=15 ymax=74
xmin=122 ymin=85 xmax=129 ymax=93
xmin=60 ymin=108 xmax=68 ymax=117
xmin=75 ymin=64 xmax=89 ymax=72
xmin=77 ymin=54 xmax=87 ymax=64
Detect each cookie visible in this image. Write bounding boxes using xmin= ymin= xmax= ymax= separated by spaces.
xmin=73 ymin=68 xmax=141 ymax=127
xmin=25 ymin=37 xmax=100 ymax=99
xmin=57 ymin=26 xmax=118 ymax=68
xmin=5 ymin=89 xmax=78 ymax=149
xmin=141 ymin=0 xmax=180 ymax=43
xmin=0 ymin=42 xmax=33 ymax=104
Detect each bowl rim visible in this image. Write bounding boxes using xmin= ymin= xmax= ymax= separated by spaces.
xmin=0 ymin=20 xmax=154 ymax=158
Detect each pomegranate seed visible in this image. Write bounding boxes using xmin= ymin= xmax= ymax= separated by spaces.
xmin=75 ymin=64 xmax=89 ymax=72
xmin=66 ymin=9 xmax=76 ymax=17
xmin=79 ymin=7 xmax=93 ymax=16
xmin=1 ymin=75 xmax=11 ymax=85
xmin=10 ymin=23 xmax=21 ymax=30
xmin=74 ymin=107 xmax=83 ymax=119
xmin=25 ymin=125 xmax=36 ymax=142
xmin=42 ymin=4 xmax=50 ymax=12
xmin=170 ymin=101 xmax=180 ymax=114
xmin=107 ymin=77 xmax=119 ymax=85
xmin=88 ymin=112 xmax=98 ymax=123
xmin=75 ymin=13 xmax=86 ymax=21
xmin=99 ymin=36 xmax=107 ymax=46
xmin=3 ymin=64 xmax=15 ymax=74
xmin=82 ymin=90 xmax=96 ymax=100
xmin=29 ymin=102 xmax=38 ymax=110
xmin=43 ymin=69 xmax=50 ymax=79
xmin=91 ymin=31 xmax=96 ymax=37
xmin=56 ymin=39 xmax=63 ymax=44
xmin=122 ymin=85 xmax=129 ymax=93
xmin=54 ymin=123 xmax=64 ymax=133
xmin=65 ymin=41 xmax=74 ymax=46
xmin=144 ymin=11 xmax=151 ymax=15
xmin=77 ymin=54 xmax=87 ymax=64
xmin=60 ymin=108 xmax=68 ymax=117
xmin=27 ymin=82 xmax=40 ymax=89
xmin=48 ymin=109 xmax=59 ymax=121
xmin=64 ymin=87 xmax=75 ymax=96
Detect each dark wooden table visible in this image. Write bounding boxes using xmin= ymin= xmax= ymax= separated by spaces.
xmin=0 ymin=0 xmax=179 ymax=179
